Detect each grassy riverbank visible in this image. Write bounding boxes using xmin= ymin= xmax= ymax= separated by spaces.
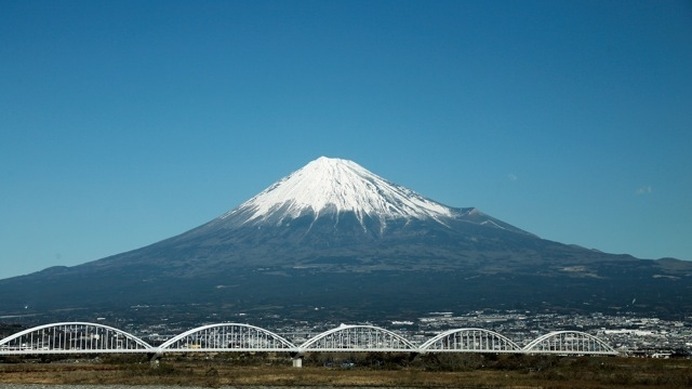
xmin=1 ymin=353 xmax=690 ymax=388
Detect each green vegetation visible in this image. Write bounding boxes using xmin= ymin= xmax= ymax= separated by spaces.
xmin=0 ymin=352 xmax=690 ymax=388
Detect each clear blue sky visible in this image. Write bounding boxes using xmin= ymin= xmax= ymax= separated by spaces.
xmin=1 ymin=0 xmax=691 ymax=279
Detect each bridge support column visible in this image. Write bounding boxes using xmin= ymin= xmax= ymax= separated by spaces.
xmin=291 ymin=353 xmax=303 ymax=368
xmin=148 ymin=352 xmax=162 ymax=368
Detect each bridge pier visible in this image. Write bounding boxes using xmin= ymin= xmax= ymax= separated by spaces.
xmin=290 ymin=351 xmax=303 ymax=368
xmin=148 ymin=351 xmax=162 ymax=368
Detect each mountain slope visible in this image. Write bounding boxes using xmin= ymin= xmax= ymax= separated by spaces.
xmin=1 ymin=156 xmax=690 ymax=322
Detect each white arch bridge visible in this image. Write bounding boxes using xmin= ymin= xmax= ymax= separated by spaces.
xmin=0 ymin=322 xmax=618 ymax=358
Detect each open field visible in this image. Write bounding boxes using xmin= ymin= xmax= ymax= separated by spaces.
xmin=0 ymin=353 xmax=690 ymax=388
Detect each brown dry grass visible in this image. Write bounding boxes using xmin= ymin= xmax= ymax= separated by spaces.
xmin=0 ymin=353 xmax=690 ymax=388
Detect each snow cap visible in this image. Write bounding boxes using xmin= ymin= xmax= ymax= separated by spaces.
xmin=226 ymin=156 xmax=454 ymax=226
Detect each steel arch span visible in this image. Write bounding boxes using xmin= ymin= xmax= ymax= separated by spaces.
xmin=299 ymin=324 xmax=416 ymax=353
xmin=523 ymin=331 xmax=618 ymax=355
xmin=158 ymin=323 xmax=297 ymax=352
xmin=420 ymin=328 xmax=521 ymax=353
xmin=0 ymin=322 xmax=153 ymax=355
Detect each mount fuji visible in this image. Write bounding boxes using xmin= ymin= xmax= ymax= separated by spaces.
xmin=1 ymin=156 xmax=690 ymax=322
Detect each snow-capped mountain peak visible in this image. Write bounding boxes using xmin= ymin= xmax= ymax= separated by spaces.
xmin=223 ymin=156 xmax=454 ymax=227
